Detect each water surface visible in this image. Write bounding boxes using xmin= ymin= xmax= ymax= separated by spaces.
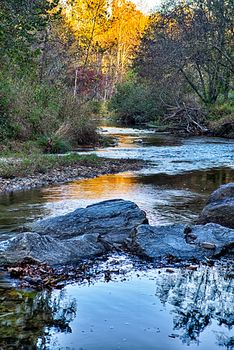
xmin=0 ymin=128 xmax=233 ymax=234
xmin=0 ymin=127 xmax=233 ymax=349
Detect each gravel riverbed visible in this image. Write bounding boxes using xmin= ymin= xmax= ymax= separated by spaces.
xmin=0 ymin=158 xmax=144 ymax=194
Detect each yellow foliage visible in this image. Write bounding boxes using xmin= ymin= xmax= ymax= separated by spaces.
xmin=61 ymin=0 xmax=148 ymax=81
xmin=62 ymin=0 xmax=108 ymax=47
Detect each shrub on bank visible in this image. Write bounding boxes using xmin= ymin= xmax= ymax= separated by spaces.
xmin=0 ymin=70 xmax=98 ymax=148
xmin=209 ymin=116 xmax=234 ymax=138
xmin=0 ymin=73 xmax=60 ymax=140
xmin=208 ymin=97 xmax=234 ymax=137
xmin=56 ymin=95 xmax=99 ymax=146
xmin=109 ymin=79 xmax=158 ymax=124
xmin=37 ymin=135 xmax=72 ymax=154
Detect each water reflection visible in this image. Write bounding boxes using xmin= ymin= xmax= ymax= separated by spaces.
xmin=0 ymin=189 xmax=49 ymax=237
xmin=0 ymin=167 xmax=233 ymax=238
xmin=0 ymin=287 xmax=76 ymax=350
xmin=154 ymin=266 xmax=234 ymax=346
xmin=1 ymin=265 xmax=231 ymax=349
xmin=141 ymin=167 xmax=234 ymax=193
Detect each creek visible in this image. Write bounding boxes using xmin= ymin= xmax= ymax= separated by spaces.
xmin=0 ymin=127 xmax=233 ymax=349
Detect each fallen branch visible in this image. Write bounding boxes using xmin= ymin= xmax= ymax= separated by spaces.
xmin=163 ymin=102 xmax=208 ymax=135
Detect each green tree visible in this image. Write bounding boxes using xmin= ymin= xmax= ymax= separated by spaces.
xmin=110 ymin=75 xmax=158 ymax=124
xmin=0 ymin=0 xmax=59 ymax=69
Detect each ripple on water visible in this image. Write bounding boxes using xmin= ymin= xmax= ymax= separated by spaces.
xmin=94 ymin=127 xmax=234 ymax=175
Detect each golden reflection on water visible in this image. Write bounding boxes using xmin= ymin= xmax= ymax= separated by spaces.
xmin=39 ymin=167 xmax=234 ymax=225
xmin=43 ymin=172 xmax=139 ymax=202
xmin=1 ymin=167 xmax=233 ymax=231
xmin=43 ymin=167 xmax=234 ymax=203
xmin=115 ymin=135 xmax=136 ymax=148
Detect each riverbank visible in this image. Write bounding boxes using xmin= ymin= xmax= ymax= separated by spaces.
xmin=147 ymin=119 xmax=234 ymax=138
xmin=0 ymin=153 xmax=144 ymax=194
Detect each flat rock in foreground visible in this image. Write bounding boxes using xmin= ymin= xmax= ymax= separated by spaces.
xmin=0 ymin=232 xmax=105 ymax=265
xmin=0 ymin=199 xmax=148 ymax=265
xmin=31 ymin=199 xmax=148 ymax=244
xmin=130 ymin=223 xmax=234 ymax=260
xmin=198 ymin=182 xmax=234 ymax=229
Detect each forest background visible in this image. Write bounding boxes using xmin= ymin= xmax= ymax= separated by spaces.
xmin=0 ymin=0 xmax=233 ymax=155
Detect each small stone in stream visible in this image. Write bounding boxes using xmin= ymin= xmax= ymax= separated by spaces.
xmin=104 ymin=271 xmax=112 ymax=282
xmin=186 ymin=265 xmax=198 ymax=271
xmin=168 ymin=334 xmax=180 ymax=338
xmin=184 ymin=225 xmax=192 ymax=235
xmin=204 ymin=258 xmax=215 ymax=267
xmin=20 ymin=256 xmax=42 ymax=266
xmin=184 ymin=225 xmax=197 ymax=243
xmin=200 ymin=242 xmax=216 ymax=250
xmin=23 ymin=276 xmax=42 ymax=285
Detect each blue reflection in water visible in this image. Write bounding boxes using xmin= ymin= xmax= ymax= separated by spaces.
xmin=39 ymin=265 xmax=233 ymax=350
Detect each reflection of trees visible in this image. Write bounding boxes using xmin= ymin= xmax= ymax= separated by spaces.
xmin=143 ymin=168 xmax=234 ymax=194
xmin=0 ymin=188 xmax=48 ymax=234
xmin=0 ymin=288 xmax=76 ymax=349
xmin=154 ymin=266 xmax=234 ymax=346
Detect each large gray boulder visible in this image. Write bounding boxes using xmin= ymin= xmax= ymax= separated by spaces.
xmin=1 ymin=198 xmax=233 ymax=266
xmin=0 ymin=199 xmax=148 ymax=265
xmin=31 ymin=199 xmax=148 ymax=244
xmin=130 ymin=223 xmax=234 ymax=260
xmin=0 ymin=232 xmax=105 ymax=265
xmin=198 ymin=183 xmax=234 ymax=228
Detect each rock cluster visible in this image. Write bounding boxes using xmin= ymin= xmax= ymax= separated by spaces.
xmin=0 ymin=183 xmax=233 ymax=266
xmin=0 ymin=199 xmax=148 ymax=265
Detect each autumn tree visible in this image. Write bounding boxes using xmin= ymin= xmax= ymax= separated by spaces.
xmin=61 ymin=0 xmax=109 ymax=96
xmin=135 ymin=0 xmax=234 ymax=105
xmin=61 ymin=0 xmax=147 ymax=99
xmin=100 ymin=0 xmax=147 ymax=98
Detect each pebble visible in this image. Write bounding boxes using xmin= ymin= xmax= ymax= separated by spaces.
xmin=200 ymin=242 xmax=216 ymax=250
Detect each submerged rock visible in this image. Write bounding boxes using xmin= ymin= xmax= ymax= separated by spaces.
xmin=31 ymin=199 xmax=148 ymax=244
xmin=130 ymin=223 xmax=234 ymax=261
xmin=198 ymin=183 xmax=234 ymax=229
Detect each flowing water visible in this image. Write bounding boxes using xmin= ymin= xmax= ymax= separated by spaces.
xmin=0 ymin=127 xmax=234 ymax=349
